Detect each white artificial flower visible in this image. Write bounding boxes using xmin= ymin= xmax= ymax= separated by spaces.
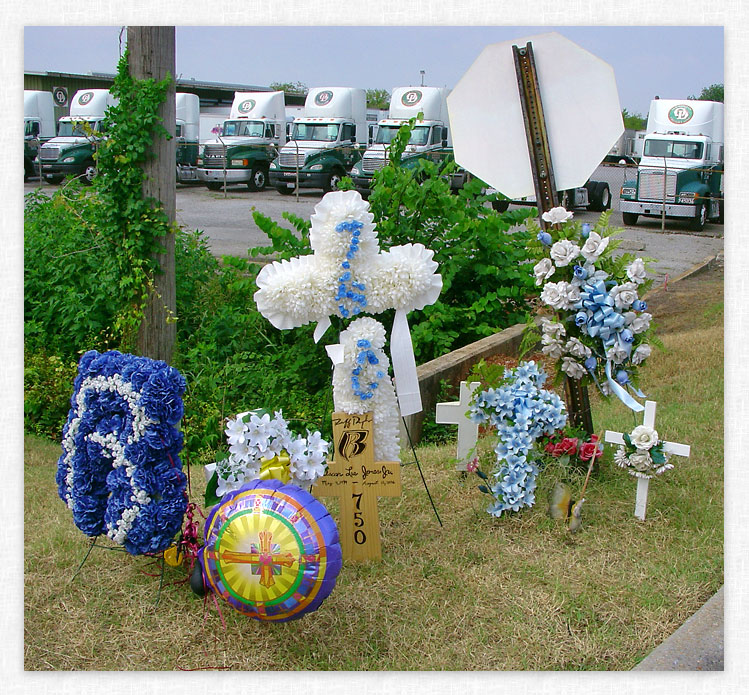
xmin=631 ymin=343 xmax=652 ymax=365
xmin=614 ymin=447 xmax=629 ymax=469
xmin=565 ymin=283 xmax=581 ymax=308
xmin=630 ymin=425 xmax=659 ymax=450
xmin=224 ymin=416 xmax=247 ymax=445
xmin=540 ymin=281 xmax=570 ymax=310
xmin=606 ymin=343 xmax=630 ymax=365
xmin=610 ymin=282 xmax=639 ymax=310
xmin=561 ymin=356 xmax=586 ymax=379
xmin=533 ymin=258 xmax=555 ymax=286
xmin=628 ymin=450 xmax=653 ymax=473
xmin=541 ymin=206 xmax=573 ymax=225
xmin=549 ymin=239 xmax=581 ymax=268
xmin=627 ymin=258 xmax=647 ymax=284
xmin=565 ymin=337 xmax=591 ymax=359
xmin=541 ymin=336 xmax=565 ymax=360
xmin=629 ymin=312 xmax=652 ymax=334
xmin=580 ymin=232 xmax=610 ymax=263
xmin=540 ymin=317 xmax=566 ymax=339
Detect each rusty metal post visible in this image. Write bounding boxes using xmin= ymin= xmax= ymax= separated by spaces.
xmin=513 ymin=41 xmax=593 ymax=435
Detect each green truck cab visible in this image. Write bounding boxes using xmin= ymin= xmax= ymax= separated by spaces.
xmin=24 ymin=91 xmax=56 ymax=181
xmin=619 ymin=99 xmax=724 ymax=230
xmin=176 ymin=92 xmax=201 ymax=184
xmin=197 ymin=91 xmax=286 ymax=191
xmin=349 ymin=86 xmax=470 ymax=195
xmin=269 ymin=87 xmax=367 ymax=194
xmin=36 ymin=89 xmax=116 ymax=184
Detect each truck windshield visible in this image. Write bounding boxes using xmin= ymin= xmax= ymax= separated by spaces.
xmin=375 ymin=125 xmax=430 ymax=146
xmin=643 ymin=139 xmax=704 ymax=159
xmin=57 ymin=120 xmax=100 ymax=137
xmin=24 ymin=120 xmax=40 ymax=137
xmin=222 ymin=120 xmax=266 ymax=137
xmin=291 ymin=123 xmax=340 ymax=141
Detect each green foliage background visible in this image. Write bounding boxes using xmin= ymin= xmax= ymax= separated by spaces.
xmin=25 ymin=100 xmax=539 ymax=461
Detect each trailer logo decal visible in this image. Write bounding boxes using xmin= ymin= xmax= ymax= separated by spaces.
xmin=314 ymin=90 xmax=334 ymax=106
xmin=401 ymin=90 xmax=423 ymax=107
xmin=238 ymin=99 xmax=257 ymax=114
xmin=78 ymin=92 xmax=94 ymax=106
xmin=668 ymin=104 xmax=694 ymax=125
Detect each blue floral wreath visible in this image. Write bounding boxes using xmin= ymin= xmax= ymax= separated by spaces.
xmin=56 ymin=350 xmax=188 ymax=555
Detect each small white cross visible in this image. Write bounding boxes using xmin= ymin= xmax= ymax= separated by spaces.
xmin=605 ymin=400 xmax=691 ymax=520
xmin=435 ymin=381 xmax=481 ymax=471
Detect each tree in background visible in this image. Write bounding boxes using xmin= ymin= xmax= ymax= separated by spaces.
xmin=622 ymin=108 xmax=646 ymax=131
xmin=269 ymin=81 xmax=308 ymax=96
xmin=688 ymin=83 xmax=724 ymax=102
xmin=366 ymin=88 xmax=390 ymax=109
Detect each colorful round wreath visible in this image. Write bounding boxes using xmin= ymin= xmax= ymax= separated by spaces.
xmin=56 ymin=350 xmax=188 ymax=555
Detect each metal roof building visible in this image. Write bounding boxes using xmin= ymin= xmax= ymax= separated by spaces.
xmin=24 ymin=71 xmax=306 ymax=119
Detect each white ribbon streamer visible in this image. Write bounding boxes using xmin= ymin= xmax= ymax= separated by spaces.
xmin=325 ymin=343 xmax=345 ymax=366
xmin=390 ymin=308 xmax=422 ymax=416
xmin=313 ymin=317 xmax=331 ymax=343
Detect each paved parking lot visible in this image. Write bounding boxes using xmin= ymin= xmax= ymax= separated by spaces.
xmin=24 ymin=164 xmax=724 ymax=284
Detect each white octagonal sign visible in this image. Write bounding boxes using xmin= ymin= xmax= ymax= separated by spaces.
xmin=447 ymin=32 xmax=623 ymax=199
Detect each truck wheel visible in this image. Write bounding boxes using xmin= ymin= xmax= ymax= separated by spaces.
xmin=622 ymin=212 xmax=639 ymax=226
xmin=206 ymin=182 xmax=223 ymax=191
xmin=597 ymin=183 xmax=611 ymax=211
xmin=323 ymin=171 xmax=343 ymax=193
xmin=589 ymin=182 xmax=610 ymax=211
xmin=82 ymin=163 xmax=97 ymax=185
xmin=248 ymin=167 xmax=267 ymax=192
xmin=491 ymin=200 xmax=510 ymax=213
xmin=689 ymin=202 xmax=707 ymax=231
xmin=275 ymin=185 xmax=294 ymax=195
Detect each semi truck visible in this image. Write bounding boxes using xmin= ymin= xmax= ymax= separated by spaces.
xmin=269 ymin=87 xmax=367 ymax=194
xmin=37 ymin=89 xmax=117 ymax=184
xmin=176 ymin=92 xmax=201 ymax=184
xmin=487 ymin=177 xmax=612 ymax=214
xmin=619 ymin=99 xmax=724 ymax=230
xmin=349 ymin=86 xmax=471 ymax=195
xmin=24 ymin=90 xmax=56 ymax=181
xmin=197 ymin=91 xmax=286 ymax=191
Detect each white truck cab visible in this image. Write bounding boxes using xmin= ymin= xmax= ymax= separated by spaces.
xmin=198 ymin=91 xmax=286 ymax=191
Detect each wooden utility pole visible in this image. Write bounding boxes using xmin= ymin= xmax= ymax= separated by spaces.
xmin=129 ymin=26 xmax=177 ymax=363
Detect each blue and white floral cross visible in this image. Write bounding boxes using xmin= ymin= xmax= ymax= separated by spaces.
xmin=254 ymin=190 xmax=443 ymax=461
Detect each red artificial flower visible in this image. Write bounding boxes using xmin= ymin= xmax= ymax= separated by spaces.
xmin=579 ymin=439 xmax=603 ymax=462
xmin=553 ymin=437 xmax=579 ymax=457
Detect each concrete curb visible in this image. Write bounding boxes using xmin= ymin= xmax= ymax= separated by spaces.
xmin=632 ymin=586 xmax=724 ymax=670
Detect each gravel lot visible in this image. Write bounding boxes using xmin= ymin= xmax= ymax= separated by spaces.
xmin=25 ymin=163 xmax=724 ymax=284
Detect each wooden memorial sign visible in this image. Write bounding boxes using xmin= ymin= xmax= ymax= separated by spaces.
xmin=312 ymin=412 xmax=401 ymax=562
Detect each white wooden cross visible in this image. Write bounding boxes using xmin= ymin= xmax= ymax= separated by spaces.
xmin=435 ymin=381 xmax=481 ymax=471
xmin=605 ymin=400 xmax=691 ymax=521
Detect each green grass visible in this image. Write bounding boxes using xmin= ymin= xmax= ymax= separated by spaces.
xmin=23 ymin=269 xmax=723 ymax=671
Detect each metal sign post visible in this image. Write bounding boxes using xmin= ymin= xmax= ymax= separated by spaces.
xmin=512 ymin=42 xmax=559 ymax=225
xmin=513 ymin=41 xmax=593 ymax=435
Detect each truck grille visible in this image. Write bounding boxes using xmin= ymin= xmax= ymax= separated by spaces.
xmin=39 ymin=147 xmax=60 ymax=161
xmin=362 ymin=155 xmax=386 ymax=172
xmin=203 ymin=144 xmax=227 ymax=167
xmin=638 ymin=169 xmax=677 ymax=202
xmin=279 ymin=152 xmax=305 ymax=168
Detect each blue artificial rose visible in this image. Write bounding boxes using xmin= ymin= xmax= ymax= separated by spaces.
xmin=537 ymin=231 xmax=552 ymax=246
